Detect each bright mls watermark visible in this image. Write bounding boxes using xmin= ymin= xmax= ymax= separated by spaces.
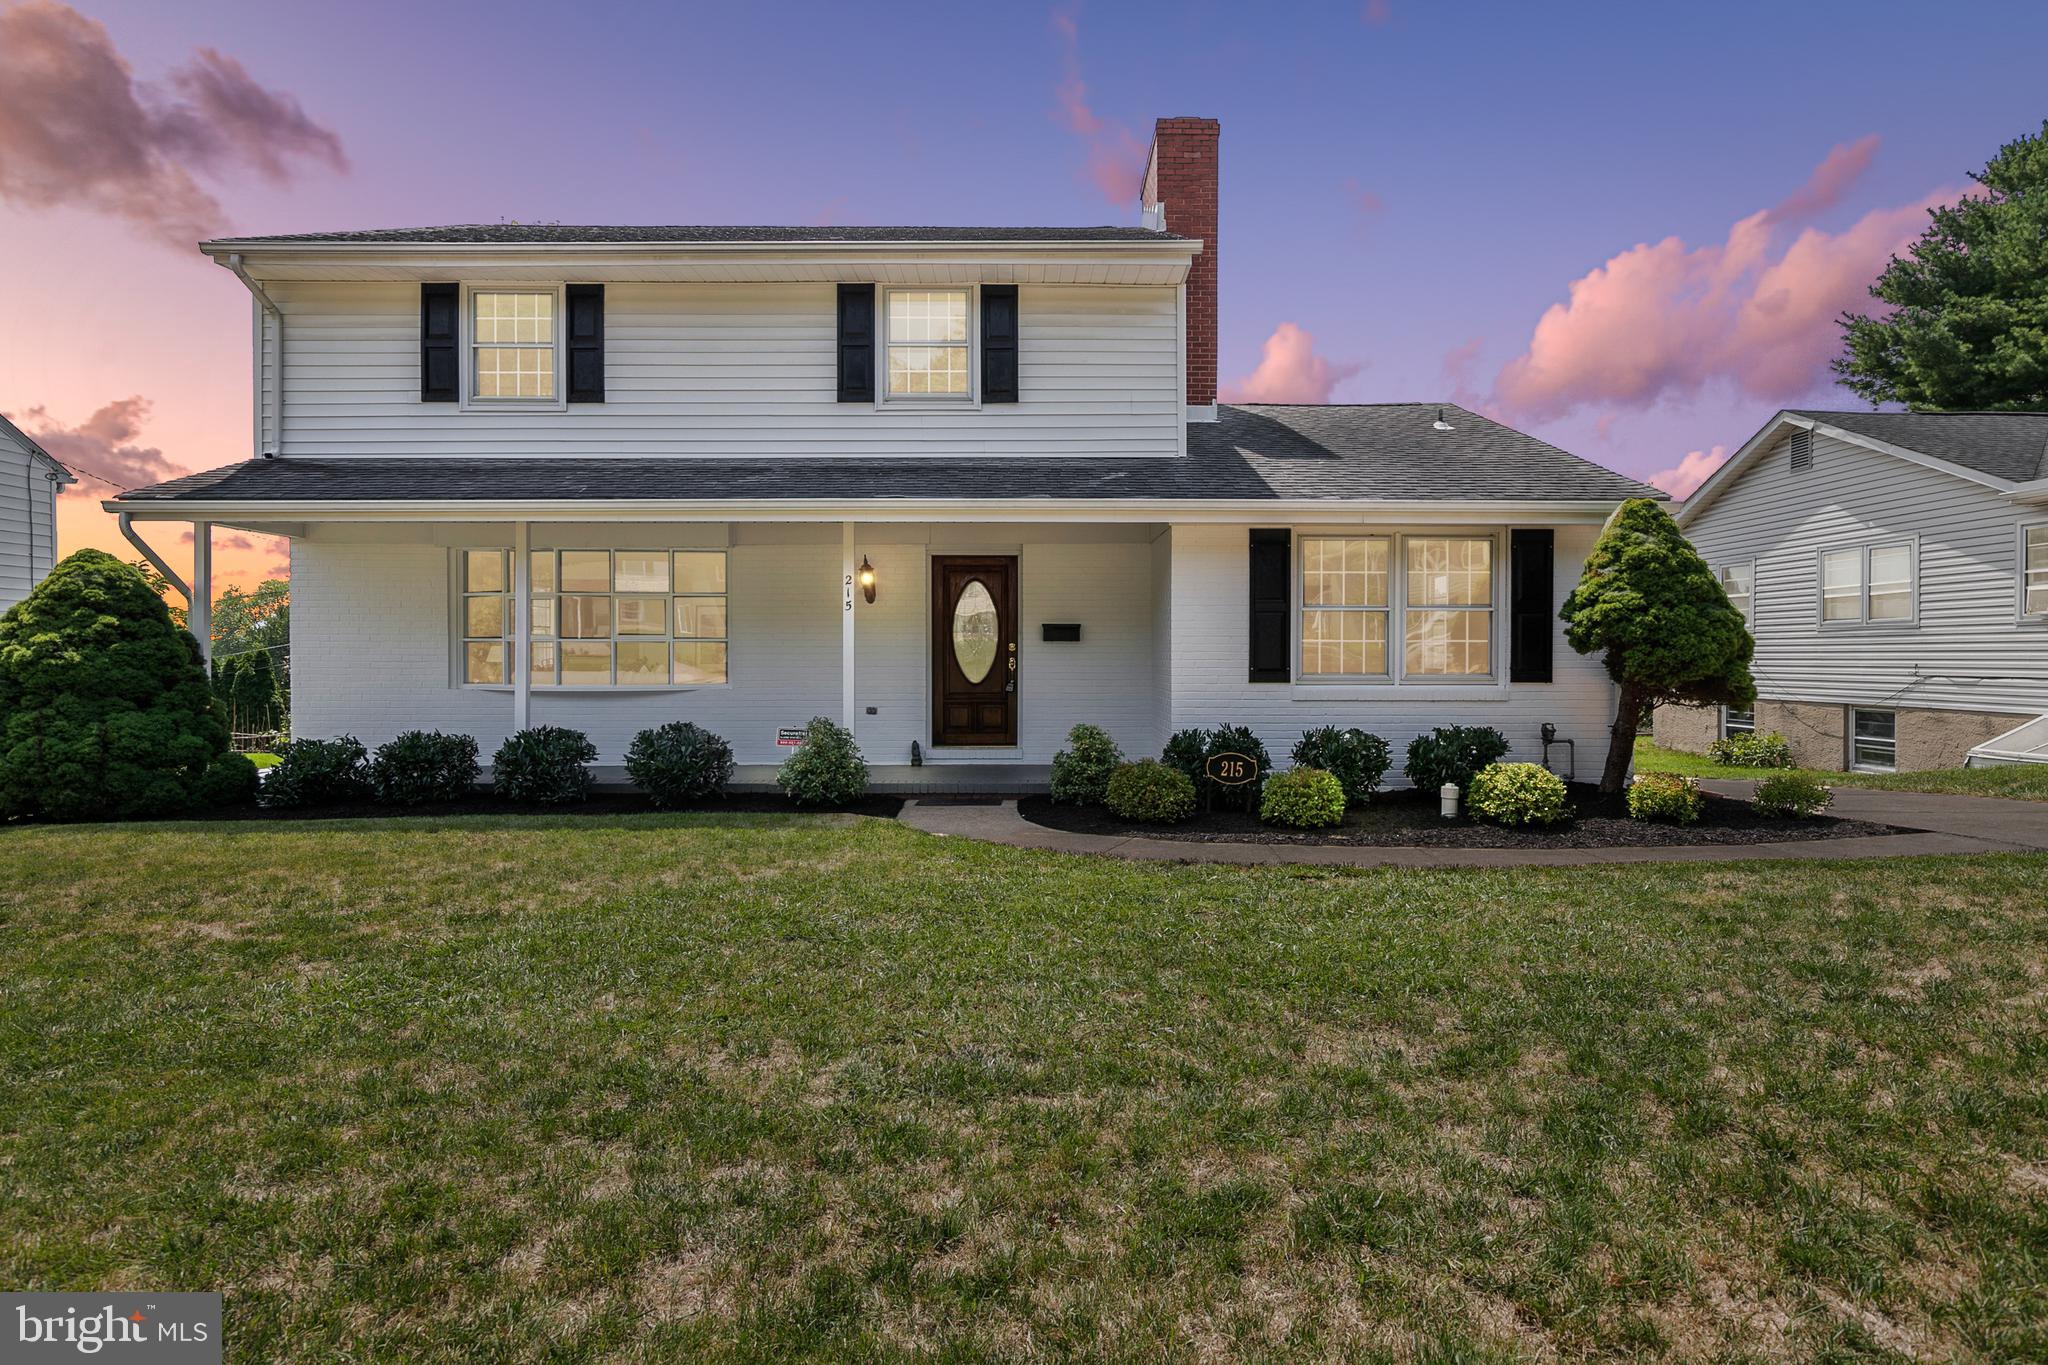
xmin=5 ymin=1294 xmax=219 ymax=1362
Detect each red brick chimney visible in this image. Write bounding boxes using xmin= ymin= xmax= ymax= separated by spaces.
xmin=1142 ymin=117 xmax=1219 ymax=415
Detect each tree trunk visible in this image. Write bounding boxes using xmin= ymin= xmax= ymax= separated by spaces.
xmin=1600 ymin=684 xmax=1646 ymax=795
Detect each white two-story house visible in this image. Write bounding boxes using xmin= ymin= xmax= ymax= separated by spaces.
xmin=111 ymin=117 xmax=1659 ymax=790
xmin=1659 ymin=409 xmax=2048 ymax=771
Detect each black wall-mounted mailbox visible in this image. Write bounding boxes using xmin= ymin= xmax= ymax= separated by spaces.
xmin=1041 ymin=623 xmax=1082 ymax=642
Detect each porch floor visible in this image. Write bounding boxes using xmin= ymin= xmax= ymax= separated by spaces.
xmin=734 ymin=763 xmax=1053 ymax=796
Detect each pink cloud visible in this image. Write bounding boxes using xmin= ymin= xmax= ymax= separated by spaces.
xmin=1344 ymin=177 xmax=1385 ymax=235
xmin=1648 ymin=445 xmax=1728 ymax=500
xmin=1050 ymin=7 xmax=1146 ymax=206
xmin=15 ymin=397 xmax=181 ymax=494
xmin=1223 ymin=323 xmax=1365 ymax=404
xmin=1763 ymin=134 xmax=1880 ymax=226
xmin=0 ymin=2 xmax=345 ymax=249
xmin=1363 ymin=0 xmax=1393 ymax=25
xmin=1494 ymin=139 xmax=1958 ymax=420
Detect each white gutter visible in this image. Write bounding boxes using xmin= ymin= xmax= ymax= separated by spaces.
xmin=107 ymin=496 xmax=1629 ymax=525
xmin=117 ymin=511 xmax=192 ymax=602
xmin=218 ymin=252 xmax=282 ymax=454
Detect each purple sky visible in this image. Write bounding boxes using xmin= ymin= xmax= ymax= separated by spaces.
xmin=3 ymin=0 xmax=2044 ymax=586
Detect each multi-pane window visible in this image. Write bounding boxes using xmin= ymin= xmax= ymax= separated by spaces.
xmin=461 ymin=549 xmax=510 ymax=684
xmin=1404 ymin=537 xmax=1493 ymax=677
xmin=528 ymin=549 xmax=727 ymax=686
xmin=1300 ymin=537 xmax=1390 ymax=676
xmin=1298 ymin=534 xmax=1495 ymax=681
xmin=459 ymin=548 xmax=727 ymax=686
xmin=1719 ymin=563 xmax=1753 ymax=621
xmin=1851 ymin=709 xmax=1897 ymax=772
xmin=1822 ymin=542 xmax=1913 ymax=624
xmin=472 ymin=290 xmax=556 ymax=399
xmin=2024 ymin=526 xmax=2048 ymax=616
xmin=886 ymin=289 xmax=971 ymax=397
xmin=1722 ymin=708 xmax=1755 ymax=737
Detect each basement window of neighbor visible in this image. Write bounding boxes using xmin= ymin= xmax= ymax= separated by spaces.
xmin=460 ymin=548 xmax=728 ymax=686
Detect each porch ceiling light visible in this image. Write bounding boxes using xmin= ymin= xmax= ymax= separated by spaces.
xmin=859 ymin=556 xmax=877 ymax=604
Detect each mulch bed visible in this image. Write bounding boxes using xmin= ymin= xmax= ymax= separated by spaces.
xmin=1017 ymin=785 xmax=1908 ymax=848
xmin=178 ymin=792 xmax=906 ymax=824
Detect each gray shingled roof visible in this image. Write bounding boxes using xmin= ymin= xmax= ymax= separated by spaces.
xmin=1794 ymin=409 xmax=2048 ymax=483
xmin=204 ymin=225 xmax=1189 ymax=246
xmin=116 ymin=404 xmax=1661 ymax=506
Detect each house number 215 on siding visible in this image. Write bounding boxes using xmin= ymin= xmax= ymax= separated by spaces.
xmin=844 ymin=574 xmax=854 ymax=611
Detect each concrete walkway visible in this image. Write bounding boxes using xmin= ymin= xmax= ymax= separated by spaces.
xmin=898 ymin=784 xmax=2048 ymax=868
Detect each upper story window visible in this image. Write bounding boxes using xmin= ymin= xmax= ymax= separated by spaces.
xmin=472 ymin=289 xmax=557 ymax=401
xmin=1821 ymin=541 xmax=1914 ymax=625
xmin=1719 ymin=562 xmax=1753 ymax=621
xmin=1299 ymin=534 xmax=1495 ymax=682
xmin=2024 ymin=525 xmax=2048 ymax=617
xmin=885 ymin=289 xmax=971 ymax=399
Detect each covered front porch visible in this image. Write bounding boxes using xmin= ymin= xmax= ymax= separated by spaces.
xmin=127 ymin=508 xmax=1170 ymax=792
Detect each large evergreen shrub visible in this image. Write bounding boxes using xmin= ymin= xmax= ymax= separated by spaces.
xmin=0 ymin=549 xmax=231 ymax=820
xmin=625 ymin=722 xmax=735 ymax=806
xmin=1404 ymin=725 xmax=1511 ymax=795
xmin=1049 ymin=723 xmax=1123 ymax=804
xmin=776 ymin=717 xmax=868 ymax=807
xmin=1290 ymin=727 xmax=1391 ymax=805
xmin=370 ymin=731 xmax=481 ymax=805
xmin=493 ymin=727 xmax=597 ymax=804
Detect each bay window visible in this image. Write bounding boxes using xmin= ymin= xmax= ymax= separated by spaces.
xmin=460 ymin=548 xmax=728 ymax=687
xmin=1299 ymin=533 xmax=1495 ymax=682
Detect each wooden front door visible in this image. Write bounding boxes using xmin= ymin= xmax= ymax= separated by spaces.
xmin=932 ymin=555 xmax=1018 ymax=746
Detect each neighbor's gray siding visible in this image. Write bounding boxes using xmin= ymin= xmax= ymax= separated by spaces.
xmin=1683 ymin=428 xmax=2048 ymax=716
xmin=0 ymin=425 xmax=61 ymax=613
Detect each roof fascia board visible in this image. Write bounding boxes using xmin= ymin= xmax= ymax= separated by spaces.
xmin=109 ymin=496 xmax=1622 ymax=525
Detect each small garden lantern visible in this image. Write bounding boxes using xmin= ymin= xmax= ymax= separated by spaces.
xmin=858 ymin=556 xmax=877 ymax=604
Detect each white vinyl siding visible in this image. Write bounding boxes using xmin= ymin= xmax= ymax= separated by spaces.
xmin=258 ymin=281 xmax=1181 ymax=458
xmin=0 ymin=427 xmax=63 ymax=614
xmin=1680 ymin=427 xmax=2048 ymax=716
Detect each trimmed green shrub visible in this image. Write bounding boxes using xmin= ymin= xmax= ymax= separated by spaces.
xmin=263 ymin=736 xmax=372 ymax=808
xmin=1627 ymin=772 xmax=1704 ymax=824
xmin=0 ymin=549 xmax=230 ymax=821
xmin=1404 ymin=725 xmax=1511 ymax=795
xmin=370 ymin=731 xmax=481 ymax=806
xmin=1104 ymin=759 xmax=1197 ymax=824
xmin=492 ymin=726 xmax=596 ymax=804
xmin=1049 ymin=723 xmax=1124 ymax=804
xmin=1161 ymin=728 xmax=1209 ymax=790
xmin=194 ymin=751 xmax=261 ymax=809
xmin=1753 ymin=771 xmax=1833 ymax=819
xmin=1260 ymin=767 xmax=1347 ymax=828
xmin=1290 ymin=726 xmax=1391 ymax=805
xmin=776 ymin=716 xmax=868 ymax=807
xmin=625 ymin=722 xmax=735 ymax=807
xmin=1707 ymin=731 xmax=1794 ymax=768
xmin=1467 ymin=761 xmax=1570 ymax=827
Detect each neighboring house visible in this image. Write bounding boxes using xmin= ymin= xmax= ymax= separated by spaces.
xmin=1660 ymin=410 xmax=2048 ymax=771
xmin=110 ymin=117 xmax=1658 ymax=790
xmin=0 ymin=413 xmax=74 ymax=614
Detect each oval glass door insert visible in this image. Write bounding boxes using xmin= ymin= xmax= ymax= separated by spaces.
xmin=951 ymin=579 xmax=999 ymax=683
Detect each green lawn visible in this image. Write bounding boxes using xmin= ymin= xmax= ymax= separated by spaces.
xmin=245 ymin=751 xmax=281 ymax=770
xmin=1635 ymin=737 xmax=2048 ymax=801
xmin=5 ymin=814 xmax=2046 ymax=1360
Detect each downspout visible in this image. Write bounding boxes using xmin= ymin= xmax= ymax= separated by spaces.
xmin=118 ymin=512 xmax=191 ymax=603
xmin=219 ymin=252 xmax=284 ymax=454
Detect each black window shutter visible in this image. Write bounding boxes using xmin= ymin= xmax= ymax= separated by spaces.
xmin=1510 ymin=528 xmax=1554 ymax=683
xmin=982 ymin=285 xmax=1019 ymax=402
xmin=565 ymin=284 xmax=604 ymax=403
xmin=420 ymin=283 xmax=459 ymax=402
xmin=836 ymin=284 xmax=876 ymax=402
xmin=1248 ymin=528 xmax=1292 ymax=683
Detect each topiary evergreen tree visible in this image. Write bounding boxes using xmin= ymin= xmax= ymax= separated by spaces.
xmin=1561 ymin=500 xmax=1755 ymax=794
xmin=0 ymin=549 xmax=237 ymax=820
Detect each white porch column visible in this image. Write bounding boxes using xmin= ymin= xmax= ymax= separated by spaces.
xmin=512 ymin=520 xmax=531 ymax=732
xmin=841 ymin=522 xmax=858 ymax=726
xmin=190 ymin=521 xmax=212 ymax=666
